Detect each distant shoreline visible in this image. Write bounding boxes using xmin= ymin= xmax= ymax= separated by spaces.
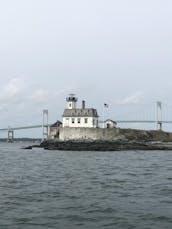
xmin=0 ymin=138 xmax=41 ymax=142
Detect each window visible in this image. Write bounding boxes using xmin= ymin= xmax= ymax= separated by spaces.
xmin=84 ymin=118 xmax=88 ymax=124
xmin=65 ymin=118 xmax=69 ymax=127
xmin=72 ymin=118 xmax=75 ymax=124
xmin=78 ymin=118 xmax=81 ymax=123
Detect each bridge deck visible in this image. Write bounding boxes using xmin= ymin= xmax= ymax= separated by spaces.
xmin=0 ymin=120 xmax=172 ymax=131
xmin=0 ymin=124 xmax=51 ymax=131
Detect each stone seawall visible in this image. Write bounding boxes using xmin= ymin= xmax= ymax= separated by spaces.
xmin=59 ymin=127 xmax=172 ymax=142
xmin=59 ymin=127 xmax=121 ymax=141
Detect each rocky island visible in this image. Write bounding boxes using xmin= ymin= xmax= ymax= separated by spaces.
xmin=31 ymin=95 xmax=172 ymax=151
xmin=40 ymin=128 xmax=172 ymax=151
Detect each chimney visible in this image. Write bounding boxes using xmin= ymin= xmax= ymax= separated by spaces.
xmin=82 ymin=100 xmax=85 ymax=109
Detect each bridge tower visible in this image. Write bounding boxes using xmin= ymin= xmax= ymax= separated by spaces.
xmin=42 ymin=109 xmax=49 ymax=141
xmin=8 ymin=129 xmax=14 ymax=143
xmin=156 ymin=101 xmax=162 ymax=130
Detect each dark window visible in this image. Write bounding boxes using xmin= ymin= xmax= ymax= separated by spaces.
xmin=107 ymin=123 xmax=110 ymax=128
xmin=85 ymin=118 xmax=88 ymax=124
xmin=78 ymin=118 xmax=81 ymax=123
xmin=72 ymin=118 xmax=75 ymax=123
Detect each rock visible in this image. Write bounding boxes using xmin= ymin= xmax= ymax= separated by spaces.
xmin=22 ymin=146 xmax=32 ymax=149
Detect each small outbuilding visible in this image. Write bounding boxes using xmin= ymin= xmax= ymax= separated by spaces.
xmin=50 ymin=120 xmax=62 ymax=139
xmin=104 ymin=119 xmax=117 ymax=128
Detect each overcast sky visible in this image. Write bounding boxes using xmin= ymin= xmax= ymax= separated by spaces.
xmin=0 ymin=0 xmax=172 ymax=137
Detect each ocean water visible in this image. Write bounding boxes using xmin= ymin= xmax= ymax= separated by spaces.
xmin=0 ymin=143 xmax=172 ymax=229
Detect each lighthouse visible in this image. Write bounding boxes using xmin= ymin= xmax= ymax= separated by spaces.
xmin=62 ymin=94 xmax=99 ymax=128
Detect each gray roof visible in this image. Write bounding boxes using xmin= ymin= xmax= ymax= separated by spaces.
xmin=63 ymin=108 xmax=99 ymax=117
xmin=105 ymin=119 xmax=117 ymax=124
xmin=50 ymin=120 xmax=62 ymax=127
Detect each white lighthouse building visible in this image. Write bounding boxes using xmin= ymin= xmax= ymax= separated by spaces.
xmin=62 ymin=94 xmax=99 ymax=128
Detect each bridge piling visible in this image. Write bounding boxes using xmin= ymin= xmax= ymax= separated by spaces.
xmin=156 ymin=101 xmax=162 ymax=130
xmin=8 ymin=130 xmax=14 ymax=143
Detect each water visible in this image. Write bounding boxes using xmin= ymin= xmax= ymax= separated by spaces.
xmin=0 ymin=143 xmax=172 ymax=229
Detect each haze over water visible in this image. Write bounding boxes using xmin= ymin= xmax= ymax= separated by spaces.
xmin=0 ymin=143 xmax=172 ymax=229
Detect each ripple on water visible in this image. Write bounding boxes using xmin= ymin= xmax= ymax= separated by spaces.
xmin=0 ymin=146 xmax=172 ymax=229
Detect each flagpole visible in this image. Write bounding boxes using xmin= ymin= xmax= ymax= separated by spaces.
xmin=103 ymin=105 xmax=105 ymax=128
xmin=103 ymin=103 xmax=109 ymax=128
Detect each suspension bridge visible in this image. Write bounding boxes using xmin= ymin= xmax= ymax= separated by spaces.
xmin=0 ymin=101 xmax=171 ymax=142
xmin=0 ymin=110 xmax=50 ymax=142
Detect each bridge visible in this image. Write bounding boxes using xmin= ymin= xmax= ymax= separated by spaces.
xmin=0 ymin=125 xmax=43 ymax=131
xmin=115 ymin=120 xmax=172 ymax=124
xmin=0 ymin=101 xmax=171 ymax=142
xmin=0 ymin=119 xmax=169 ymax=142
xmin=0 ymin=124 xmax=52 ymax=142
xmin=0 ymin=110 xmax=50 ymax=142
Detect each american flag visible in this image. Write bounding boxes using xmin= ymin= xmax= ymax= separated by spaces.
xmin=104 ymin=103 xmax=109 ymax=108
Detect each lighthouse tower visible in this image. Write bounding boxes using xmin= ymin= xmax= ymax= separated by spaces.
xmin=66 ymin=94 xmax=78 ymax=109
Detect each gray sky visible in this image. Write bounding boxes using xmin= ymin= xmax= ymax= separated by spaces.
xmin=0 ymin=0 xmax=172 ymax=137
